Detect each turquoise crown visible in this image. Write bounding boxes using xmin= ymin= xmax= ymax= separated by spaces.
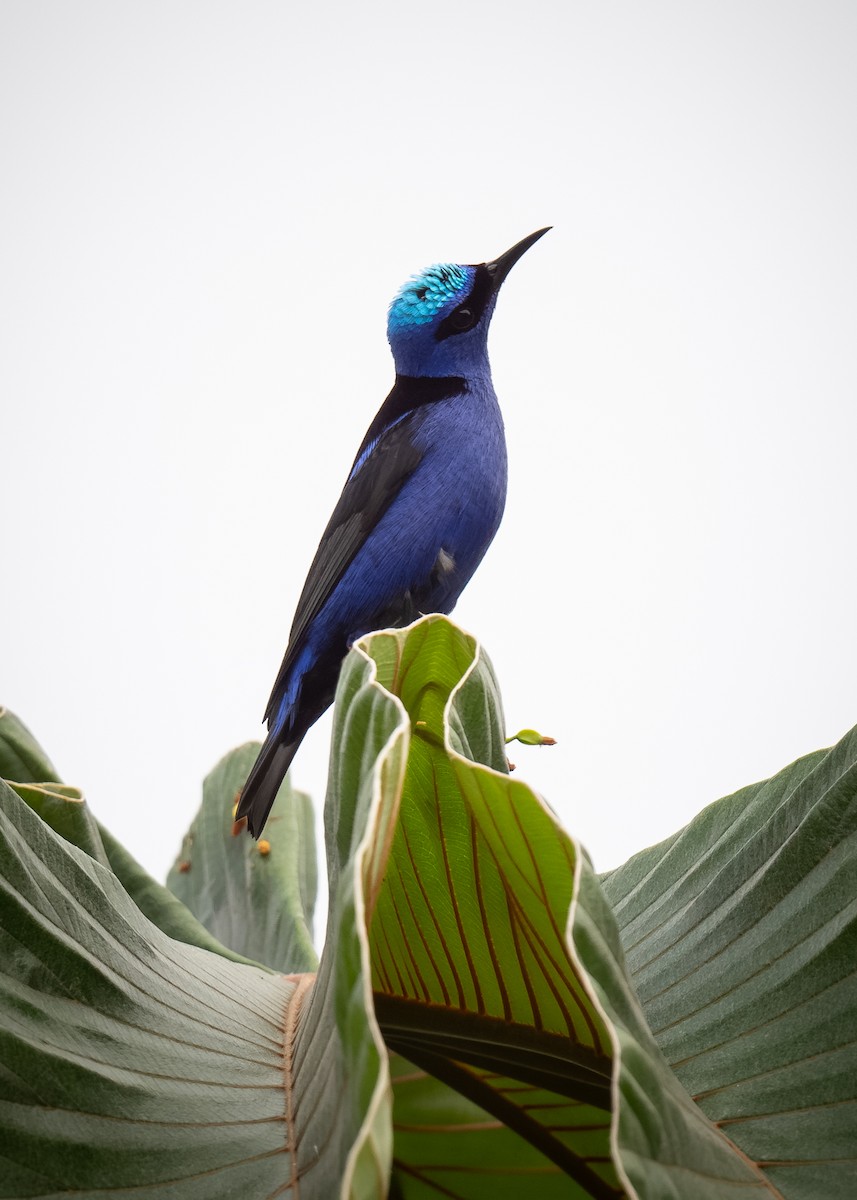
xmin=388 ymin=263 xmax=474 ymax=333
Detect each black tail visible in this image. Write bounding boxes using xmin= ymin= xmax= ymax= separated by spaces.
xmin=236 ymin=734 xmax=300 ymax=838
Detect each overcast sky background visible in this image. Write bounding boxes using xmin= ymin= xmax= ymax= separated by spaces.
xmin=3 ymin=3 xmax=856 ymax=909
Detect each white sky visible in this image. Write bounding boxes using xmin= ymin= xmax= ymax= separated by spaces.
xmin=3 ymin=2 xmax=857 ymax=895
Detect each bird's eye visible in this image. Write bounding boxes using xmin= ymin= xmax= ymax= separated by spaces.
xmin=452 ymin=307 xmax=473 ymax=329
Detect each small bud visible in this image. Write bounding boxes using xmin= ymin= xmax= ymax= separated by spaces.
xmin=177 ymin=860 xmax=191 ymax=874
xmin=505 ymin=728 xmax=557 ymax=747
xmin=258 ymin=839 xmax=271 ymax=856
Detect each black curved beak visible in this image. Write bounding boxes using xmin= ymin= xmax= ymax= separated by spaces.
xmin=484 ymin=227 xmax=551 ymax=291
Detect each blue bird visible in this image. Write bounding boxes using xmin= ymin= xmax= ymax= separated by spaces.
xmin=238 ymin=228 xmax=550 ymax=836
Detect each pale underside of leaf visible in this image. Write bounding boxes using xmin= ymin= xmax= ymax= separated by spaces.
xmin=0 ymin=779 xmax=381 ymax=1199
xmin=602 ymin=730 xmax=857 ymax=1199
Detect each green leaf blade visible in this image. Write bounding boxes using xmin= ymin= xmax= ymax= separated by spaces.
xmin=349 ymin=615 xmax=773 ymax=1198
xmin=0 ymin=709 xmax=60 ymax=785
xmin=603 ymin=728 xmax=857 ymax=1197
xmin=167 ymin=742 xmax=318 ymax=975
xmin=0 ymin=775 xmax=391 ymax=1199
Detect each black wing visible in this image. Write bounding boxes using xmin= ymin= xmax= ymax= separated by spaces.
xmin=262 ymin=410 xmax=419 ymax=723
xmin=262 ymin=375 xmax=467 ymax=725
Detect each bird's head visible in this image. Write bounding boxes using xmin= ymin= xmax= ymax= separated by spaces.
xmin=387 ymin=228 xmax=550 ymax=378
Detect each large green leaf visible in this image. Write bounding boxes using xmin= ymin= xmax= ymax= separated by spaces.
xmin=342 ymin=616 xmax=773 ymax=1198
xmin=167 ymin=743 xmax=318 ymax=975
xmin=0 ymin=759 xmax=387 ymax=1197
xmin=4 ymin=775 xmax=261 ymax=969
xmin=0 ymin=708 xmax=263 ymax=966
xmin=0 ymin=708 xmax=60 ymax=784
xmin=601 ymin=733 xmax=857 ymax=1199
xmin=0 ymin=779 xmax=302 ymax=1196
